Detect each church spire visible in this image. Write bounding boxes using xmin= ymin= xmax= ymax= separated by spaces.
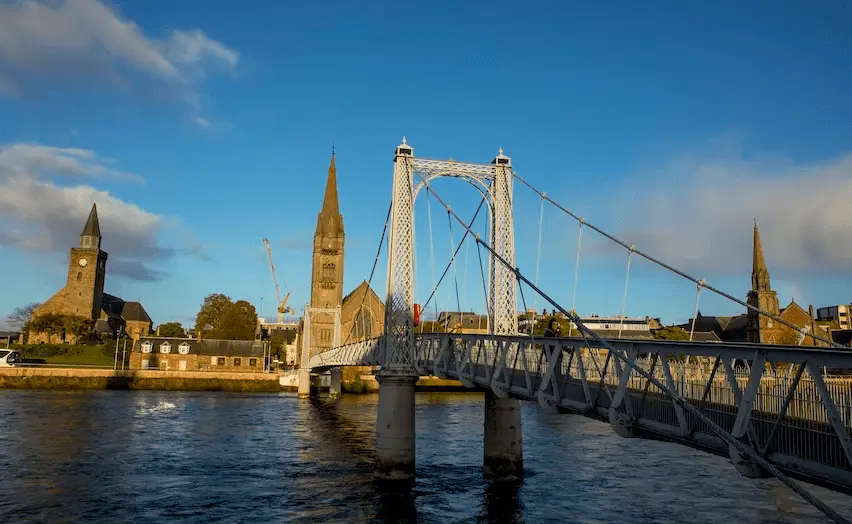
xmin=317 ymin=150 xmax=344 ymax=237
xmin=751 ymin=221 xmax=770 ymax=292
xmin=80 ymin=203 xmax=102 ymax=249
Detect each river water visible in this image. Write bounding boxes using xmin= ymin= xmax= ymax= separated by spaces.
xmin=1 ymin=390 xmax=851 ymax=523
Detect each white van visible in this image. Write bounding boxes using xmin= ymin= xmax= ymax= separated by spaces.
xmin=0 ymin=349 xmax=21 ymax=367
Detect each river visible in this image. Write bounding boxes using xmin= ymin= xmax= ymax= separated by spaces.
xmin=1 ymin=390 xmax=851 ymax=523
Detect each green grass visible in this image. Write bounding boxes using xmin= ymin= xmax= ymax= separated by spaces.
xmin=9 ymin=343 xmax=128 ymax=368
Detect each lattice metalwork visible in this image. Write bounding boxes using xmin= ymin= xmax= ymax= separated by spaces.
xmin=383 ymin=138 xmax=518 ymax=373
xmin=300 ymin=305 xmax=341 ymax=369
xmin=383 ymin=139 xmax=416 ymax=371
xmin=415 ymin=332 xmax=852 ymax=511
xmin=308 ymin=337 xmax=382 ymax=370
xmin=488 ymin=150 xmax=517 ymax=337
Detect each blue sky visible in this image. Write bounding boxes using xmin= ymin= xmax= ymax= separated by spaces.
xmin=1 ymin=0 xmax=851 ymax=330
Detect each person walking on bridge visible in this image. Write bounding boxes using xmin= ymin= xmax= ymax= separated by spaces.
xmin=543 ymin=318 xmax=561 ymax=338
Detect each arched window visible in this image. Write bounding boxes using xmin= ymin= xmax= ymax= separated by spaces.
xmin=160 ymin=341 xmax=172 ymax=354
xmin=141 ymin=341 xmax=153 ymax=353
xmin=76 ymin=272 xmax=82 ymax=282
xmin=178 ymin=342 xmax=190 ymax=355
xmin=352 ymin=308 xmax=372 ymax=340
xmin=322 ymin=263 xmax=336 ymax=280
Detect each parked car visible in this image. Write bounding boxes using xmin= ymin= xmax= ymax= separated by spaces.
xmin=0 ymin=350 xmax=21 ymax=367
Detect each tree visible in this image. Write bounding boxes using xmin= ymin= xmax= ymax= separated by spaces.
xmin=213 ymin=300 xmax=258 ymax=340
xmin=157 ymin=322 xmax=185 ymax=338
xmin=194 ymin=293 xmax=233 ymax=335
xmin=653 ymin=326 xmax=690 ymax=341
xmin=7 ymin=302 xmax=40 ymax=330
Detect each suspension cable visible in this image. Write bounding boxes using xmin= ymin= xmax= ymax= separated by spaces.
xmin=617 ymin=246 xmax=634 ymax=339
xmin=689 ymin=280 xmax=705 ymax=342
xmin=341 ymin=201 xmax=392 ymax=345
xmin=417 ymin=174 xmax=850 ymax=524
xmin=447 ymin=209 xmax=463 ymax=326
xmin=534 ymin=194 xmax=545 ymax=313
xmin=568 ymin=221 xmax=583 ymax=337
xmin=420 ymin=192 xmax=487 ymax=315
xmin=426 ymin=189 xmax=439 ymax=322
xmin=511 ymin=171 xmax=841 ymax=348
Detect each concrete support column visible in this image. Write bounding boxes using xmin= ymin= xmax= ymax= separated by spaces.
xmin=297 ymin=369 xmax=312 ymax=399
xmin=329 ymin=368 xmax=343 ymax=399
xmin=375 ymin=373 xmax=419 ymax=480
xmin=483 ymin=391 xmax=523 ymax=478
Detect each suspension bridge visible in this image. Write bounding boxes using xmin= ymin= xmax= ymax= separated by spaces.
xmin=296 ymin=138 xmax=852 ymax=523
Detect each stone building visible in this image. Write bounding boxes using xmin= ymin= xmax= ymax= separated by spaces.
xmin=303 ymin=152 xmax=384 ymax=389
xmin=29 ymin=204 xmax=153 ymax=344
xmin=129 ymin=336 xmax=269 ymax=372
xmin=679 ymin=223 xmax=829 ymax=346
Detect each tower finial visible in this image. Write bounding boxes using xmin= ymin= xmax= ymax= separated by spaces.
xmin=498 ymin=146 xmax=504 ymax=155
xmin=332 ymin=142 xmax=335 ymax=155
xmin=402 ymin=136 xmax=407 ymax=145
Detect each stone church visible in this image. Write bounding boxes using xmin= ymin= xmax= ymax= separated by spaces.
xmin=682 ymin=223 xmax=830 ymax=346
xmin=304 ymin=152 xmax=384 ymax=389
xmin=28 ymin=204 xmax=153 ymax=344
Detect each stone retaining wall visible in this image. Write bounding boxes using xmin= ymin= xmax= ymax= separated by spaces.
xmin=0 ymin=367 xmax=284 ymax=392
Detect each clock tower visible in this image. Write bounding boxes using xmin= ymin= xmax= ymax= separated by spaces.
xmin=65 ymin=203 xmax=109 ymax=319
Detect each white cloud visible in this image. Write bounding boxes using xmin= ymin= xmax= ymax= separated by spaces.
xmin=190 ymin=115 xmax=213 ymax=129
xmin=0 ymin=142 xmax=203 ymax=281
xmin=0 ymin=0 xmax=238 ymax=121
xmin=607 ymin=143 xmax=852 ymax=278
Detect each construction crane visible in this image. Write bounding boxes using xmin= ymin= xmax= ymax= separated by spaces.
xmin=263 ymin=238 xmax=294 ymax=323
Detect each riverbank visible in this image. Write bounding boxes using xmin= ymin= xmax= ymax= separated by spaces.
xmin=0 ymin=367 xmax=469 ymax=393
xmin=0 ymin=367 xmax=283 ymax=392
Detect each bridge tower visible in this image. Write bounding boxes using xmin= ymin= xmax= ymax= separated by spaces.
xmin=375 ymin=137 xmax=522 ymax=480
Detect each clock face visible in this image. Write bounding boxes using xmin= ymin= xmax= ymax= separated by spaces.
xmin=78 ymin=258 xmax=88 ymax=267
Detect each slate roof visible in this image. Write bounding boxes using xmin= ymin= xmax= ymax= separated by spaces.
xmin=120 ymin=302 xmax=152 ymax=323
xmin=100 ymin=294 xmax=153 ymax=324
xmin=677 ymin=312 xmax=748 ymax=342
xmin=135 ymin=337 xmax=265 ymax=357
xmin=81 ymin=203 xmax=101 ymax=237
xmin=831 ymin=330 xmax=852 ymax=347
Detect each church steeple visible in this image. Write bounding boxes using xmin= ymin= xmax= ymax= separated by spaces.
xmin=317 ymin=150 xmax=344 ymax=238
xmin=751 ymin=220 xmax=770 ymax=292
xmin=80 ymin=203 xmax=102 ymax=249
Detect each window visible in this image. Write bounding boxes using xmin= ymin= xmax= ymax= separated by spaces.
xmin=76 ymin=272 xmax=82 ymax=282
xmin=178 ymin=343 xmax=190 ymax=355
xmin=320 ymin=329 xmax=332 ymax=342
xmin=352 ymin=308 xmax=372 ymax=339
xmin=210 ymin=356 xmax=217 ymax=365
xmin=217 ymin=357 xmax=225 ymax=366
xmin=322 ymin=262 xmax=336 ymax=280
xmin=234 ymin=358 xmax=241 ymax=366
xmin=141 ymin=342 xmax=153 ymax=353
xmin=159 ymin=342 xmax=171 ymax=354
xmin=249 ymin=358 xmax=257 ymax=367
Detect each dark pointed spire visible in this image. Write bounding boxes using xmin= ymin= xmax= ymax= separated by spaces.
xmin=751 ymin=221 xmax=770 ymax=292
xmin=317 ymin=150 xmax=344 ymax=237
xmin=80 ymin=203 xmax=102 ymax=248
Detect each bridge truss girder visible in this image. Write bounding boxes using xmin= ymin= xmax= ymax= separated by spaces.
xmin=415 ymin=332 xmax=852 ymax=498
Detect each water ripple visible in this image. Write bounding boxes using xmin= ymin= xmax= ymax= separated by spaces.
xmin=0 ymin=390 xmax=850 ymax=523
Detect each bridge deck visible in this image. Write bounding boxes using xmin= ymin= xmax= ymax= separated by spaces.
xmin=311 ymin=333 xmax=852 ymax=494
